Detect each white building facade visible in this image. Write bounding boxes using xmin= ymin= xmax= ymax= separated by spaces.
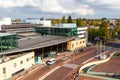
xmin=77 ymin=27 xmax=87 ymax=39
xmin=0 ymin=17 xmax=12 ymax=30
xmin=0 ymin=51 xmax=35 ymax=80
xmin=25 ymin=18 xmax=51 ymax=26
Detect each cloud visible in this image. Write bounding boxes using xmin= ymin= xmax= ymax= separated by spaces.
xmin=0 ymin=0 xmax=119 ymax=18
xmin=0 ymin=0 xmax=95 ymax=16
xmin=85 ymin=0 xmax=120 ymax=10
xmin=0 ymin=0 xmax=37 ymax=8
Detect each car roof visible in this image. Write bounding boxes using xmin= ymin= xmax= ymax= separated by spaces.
xmin=49 ymin=58 xmax=55 ymax=61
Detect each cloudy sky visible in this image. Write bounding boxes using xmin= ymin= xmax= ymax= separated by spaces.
xmin=0 ymin=0 xmax=120 ymax=19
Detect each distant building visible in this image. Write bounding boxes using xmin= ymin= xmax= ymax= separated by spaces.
xmin=35 ymin=23 xmax=88 ymax=51
xmin=25 ymin=18 xmax=51 ymax=26
xmin=0 ymin=35 xmax=74 ymax=80
xmin=109 ymin=19 xmax=116 ymax=26
xmin=77 ymin=27 xmax=87 ymax=39
xmin=0 ymin=51 xmax=34 ymax=80
xmin=67 ymin=38 xmax=86 ymax=51
xmin=0 ymin=23 xmax=40 ymax=34
xmin=35 ymin=23 xmax=87 ymax=38
xmin=25 ymin=18 xmax=39 ymax=24
xmin=0 ymin=23 xmax=88 ymax=79
xmin=0 ymin=17 xmax=12 ymax=30
xmin=55 ymin=23 xmax=76 ymax=28
xmin=35 ymin=26 xmax=77 ymax=37
xmin=0 ymin=33 xmax=17 ymax=52
xmin=0 ymin=23 xmax=42 ymax=39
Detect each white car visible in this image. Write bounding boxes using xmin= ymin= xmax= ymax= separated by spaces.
xmin=47 ymin=58 xmax=56 ymax=65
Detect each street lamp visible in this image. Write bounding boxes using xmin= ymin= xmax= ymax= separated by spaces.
xmin=103 ymin=36 xmax=106 ymax=52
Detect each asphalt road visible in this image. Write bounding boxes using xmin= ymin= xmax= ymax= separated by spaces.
xmin=19 ymin=47 xmax=97 ymax=80
xmin=19 ymin=60 xmax=63 ymax=80
xmin=44 ymin=49 xmax=97 ymax=80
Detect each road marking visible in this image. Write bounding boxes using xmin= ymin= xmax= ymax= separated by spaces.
xmin=17 ymin=64 xmax=46 ymax=80
xmin=63 ymin=59 xmax=71 ymax=63
xmin=63 ymin=63 xmax=79 ymax=69
xmin=39 ymin=66 xmax=61 ymax=80
xmin=81 ymin=57 xmax=95 ymax=64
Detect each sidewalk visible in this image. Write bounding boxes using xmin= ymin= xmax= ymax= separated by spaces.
xmin=10 ymin=51 xmax=74 ymax=80
xmin=11 ymin=46 xmax=95 ymax=80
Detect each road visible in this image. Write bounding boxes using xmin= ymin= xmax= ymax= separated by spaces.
xmin=44 ymin=40 xmax=120 ymax=80
xmin=18 ymin=47 xmax=97 ymax=80
xmin=43 ymin=49 xmax=97 ymax=80
xmin=19 ymin=59 xmax=63 ymax=80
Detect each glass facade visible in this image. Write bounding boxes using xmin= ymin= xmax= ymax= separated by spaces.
xmin=35 ymin=27 xmax=77 ymax=37
xmin=0 ymin=34 xmax=18 ymax=52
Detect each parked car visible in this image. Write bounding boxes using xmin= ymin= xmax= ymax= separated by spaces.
xmin=47 ymin=58 xmax=56 ymax=65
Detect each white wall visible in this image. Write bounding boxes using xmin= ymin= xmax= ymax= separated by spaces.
xmin=0 ymin=51 xmax=34 ymax=80
xmin=55 ymin=23 xmax=76 ymax=28
xmin=25 ymin=18 xmax=51 ymax=26
xmin=39 ymin=20 xmax=51 ymax=26
xmin=0 ymin=18 xmax=12 ymax=25
xmin=77 ymin=27 xmax=87 ymax=39
xmin=0 ymin=18 xmax=12 ymax=30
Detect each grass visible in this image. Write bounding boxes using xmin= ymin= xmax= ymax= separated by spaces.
xmin=114 ymin=53 xmax=120 ymax=57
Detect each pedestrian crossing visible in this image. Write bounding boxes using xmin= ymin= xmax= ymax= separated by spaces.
xmin=63 ymin=63 xmax=79 ymax=69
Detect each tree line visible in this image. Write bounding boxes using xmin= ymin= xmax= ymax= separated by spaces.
xmin=49 ymin=16 xmax=120 ymax=42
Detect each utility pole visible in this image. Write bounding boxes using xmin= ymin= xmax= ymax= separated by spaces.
xmin=96 ymin=41 xmax=99 ymax=58
xmin=100 ymin=40 xmax=102 ymax=55
xmin=100 ymin=40 xmax=103 ymax=58
xmin=104 ymin=39 xmax=106 ymax=52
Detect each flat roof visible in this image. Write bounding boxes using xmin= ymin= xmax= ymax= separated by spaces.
xmin=0 ymin=35 xmax=75 ymax=55
xmin=36 ymin=26 xmax=77 ymax=29
xmin=0 ymin=33 xmax=16 ymax=37
xmin=1 ymin=24 xmax=42 ymax=28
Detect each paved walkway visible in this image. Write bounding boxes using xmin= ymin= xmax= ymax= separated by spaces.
xmin=11 ymin=46 xmax=96 ymax=80
xmin=63 ymin=63 xmax=79 ymax=69
xmin=11 ymin=51 xmax=74 ymax=80
xmin=43 ymin=48 xmax=97 ymax=80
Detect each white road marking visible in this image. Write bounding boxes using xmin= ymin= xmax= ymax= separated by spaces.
xmin=39 ymin=66 xmax=61 ymax=80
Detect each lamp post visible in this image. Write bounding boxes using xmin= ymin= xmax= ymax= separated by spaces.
xmin=104 ymin=39 xmax=106 ymax=52
xmin=96 ymin=41 xmax=99 ymax=57
xmin=95 ymin=36 xmax=100 ymax=58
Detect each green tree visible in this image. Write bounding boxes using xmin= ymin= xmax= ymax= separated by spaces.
xmin=87 ymin=27 xmax=99 ymax=42
xmin=76 ymin=18 xmax=82 ymax=27
xmin=87 ymin=27 xmax=92 ymax=41
xmin=100 ymin=21 xmax=110 ymax=39
xmin=51 ymin=19 xmax=60 ymax=26
xmin=111 ymin=29 xmax=116 ymax=38
xmin=98 ymin=28 xmax=104 ymax=39
xmin=61 ymin=16 xmax=66 ymax=23
xmin=91 ymin=20 xmax=97 ymax=26
xmin=116 ymin=26 xmax=120 ymax=35
xmin=67 ymin=16 xmax=72 ymax=23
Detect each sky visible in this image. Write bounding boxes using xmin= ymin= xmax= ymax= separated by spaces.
xmin=0 ymin=0 xmax=120 ymax=19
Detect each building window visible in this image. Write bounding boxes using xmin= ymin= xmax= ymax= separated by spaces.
xmin=80 ymin=42 xmax=81 ymax=44
xmin=76 ymin=42 xmax=78 ymax=45
xmin=26 ymin=58 xmax=29 ymax=62
xmin=32 ymin=56 xmax=34 ymax=59
xmin=72 ymin=44 xmax=74 ymax=48
xmin=83 ymin=41 xmax=85 ymax=43
xmin=3 ymin=67 xmax=6 ymax=74
xmin=13 ymin=63 xmax=16 ymax=67
xmin=20 ymin=60 xmax=23 ymax=64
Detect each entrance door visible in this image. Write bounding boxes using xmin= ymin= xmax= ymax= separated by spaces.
xmin=35 ymin=55 xmax=42 ymax=64
xmin=38 ymin=56 xmax=42 ymax=64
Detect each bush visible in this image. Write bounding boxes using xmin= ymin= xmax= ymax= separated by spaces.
xmin=114 ymin=53 xmax=120 ymax=57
